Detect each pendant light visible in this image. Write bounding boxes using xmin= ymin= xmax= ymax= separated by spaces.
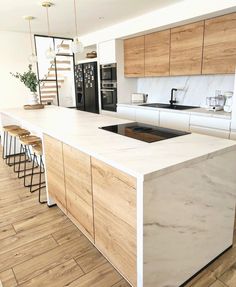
xmin=23 ymin=16 xmax=38 ymax=64
xmin=72 ymin=0 xmax=84 ymax=54
xmin=42 ymin=1 xmax=56 ymax=60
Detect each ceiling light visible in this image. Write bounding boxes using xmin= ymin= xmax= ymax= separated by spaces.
xmin=23 ymin=16 xmax=38 ymax=64
xmin=72 ymin=0 xmax=84 ymax=54
xmin=42 ymin=1 xmax=56 ymax=60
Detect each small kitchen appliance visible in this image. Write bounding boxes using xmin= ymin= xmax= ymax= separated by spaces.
xmin=223 ymin=91 xmax=234 ymax=113
xmin=131 ymin=93 xmax=148 ymax=104
xmin=206 ymin=90 xmax=225 ymax=111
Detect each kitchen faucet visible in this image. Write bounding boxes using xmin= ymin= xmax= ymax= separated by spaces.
xmin=170 ymin=88 xmax=178 ymax=106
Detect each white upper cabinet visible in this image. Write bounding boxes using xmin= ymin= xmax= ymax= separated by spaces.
xmin=98 ymin=40 xmax=116 ymax=64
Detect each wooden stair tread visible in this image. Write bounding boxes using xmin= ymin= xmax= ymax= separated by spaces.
xmin=41 ymin=91 xmax=57 ymax=94
xmin=49 ymin=68 xmax=71 ymax=71
xmin=41 ymin=85 xmax=61 ymax=89
xmin=51 ymin=60 xmax=71 ymax=64
xmin=57 ymin=44 xmax=70 ymax=49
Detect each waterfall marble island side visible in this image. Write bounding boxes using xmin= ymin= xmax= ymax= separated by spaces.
xmin=1 ymin=106 xmax=236 ymax=287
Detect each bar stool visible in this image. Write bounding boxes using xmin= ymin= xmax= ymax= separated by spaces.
xmin=29 ymin=143 xmax=46 ymax=204
xmin=17 ymin=136 xmax=42 ymax=184
xmin=7 ymin=128 xmax=31 ymax=168
xmin=2 ymin=125 xmax=20 ymax=160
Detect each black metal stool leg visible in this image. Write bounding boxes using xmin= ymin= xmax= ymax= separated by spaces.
xmin=39 ymin=155 xmax=46 ymax=204
xmin=2 ymin=131 xmax=6 ymax=159
xmin=7 ymin=135 xmax=12 ymax=166
xmin=4 ymin=132 xmax=8 ymax=163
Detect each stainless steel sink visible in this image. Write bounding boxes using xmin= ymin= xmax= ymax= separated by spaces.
xmin=139 ymin=103 xmax=199 ymax=110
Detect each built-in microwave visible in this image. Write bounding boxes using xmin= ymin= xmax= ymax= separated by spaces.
xmin=100 ymin=63 xmax=117 ymax=81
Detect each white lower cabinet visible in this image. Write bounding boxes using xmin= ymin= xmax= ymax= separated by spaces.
xmin=135 ymin=108 xmax=159 ymax=125
xmin=159 ymin=111 xmax=190 ymax=132
xmin=190 ymin=125 xmax=230 ymax=139
xmin=230 ymin=131 xmax=236 ymax=140
xmin=190 ymin=115 xmax=231 ymax=130
xmin=117 ymin=106 xmax=136 ymax=121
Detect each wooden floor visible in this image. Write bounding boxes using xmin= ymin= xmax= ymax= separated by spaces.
xmin=0 ymin=153 xmax=236 ymax=287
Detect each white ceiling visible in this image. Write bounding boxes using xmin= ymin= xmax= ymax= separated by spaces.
xmin=0 ymin=0 xmax=182 ymax=37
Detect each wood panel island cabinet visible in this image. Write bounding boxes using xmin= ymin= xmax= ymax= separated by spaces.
xmin=1 ymin=107 xmax=236 ymax=287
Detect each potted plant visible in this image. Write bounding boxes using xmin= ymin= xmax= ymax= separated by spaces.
xmin=11 ymin=64 xmax=39 ymax=105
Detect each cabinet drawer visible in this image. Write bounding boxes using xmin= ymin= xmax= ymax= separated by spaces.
xmin=117 ymin=106 xmax=136 ymax=120
xmin=190 ymin=125 xmax=230 ymax=139
xmin=190 ymin=115 xmax=230 ymax=130
xmin=135 ymin=108 xmax=159 ymax=125
xmin=160 ymin=111 xmax=190 ymax=131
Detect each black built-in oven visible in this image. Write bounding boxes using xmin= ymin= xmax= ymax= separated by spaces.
xmin=100 ymin=64 xmax=117 ymax=81
xmin=101 ymin=81 xmax=117 ymax=112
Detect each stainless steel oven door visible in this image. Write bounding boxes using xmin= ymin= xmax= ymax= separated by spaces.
xmin=101 ymin=89 xmax=117 ymax=112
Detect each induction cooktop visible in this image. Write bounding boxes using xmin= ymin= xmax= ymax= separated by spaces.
xmin=100 ymin=122 xmax=189 ymax=143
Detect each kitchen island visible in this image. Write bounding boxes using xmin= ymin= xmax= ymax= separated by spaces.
xmin=1 ymin=106 xmax=236 ymax=287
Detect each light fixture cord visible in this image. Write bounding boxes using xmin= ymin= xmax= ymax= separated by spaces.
xmin=74 ymin=0 xmax=78 ymax=38
xmin=46 ymin=6 xmax=51 ymax=37
xmin=28 ymin=19 xmax=34 ymax=55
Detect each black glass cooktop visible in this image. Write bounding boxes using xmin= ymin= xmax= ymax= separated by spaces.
xmin=100 ymin=122 xmax=189 ymax=143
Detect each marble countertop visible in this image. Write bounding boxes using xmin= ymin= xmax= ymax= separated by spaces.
xmin=117 ymin=103 xmax=231 ymax=119
xmin=1 ymin=106 xmax=236 ymax=180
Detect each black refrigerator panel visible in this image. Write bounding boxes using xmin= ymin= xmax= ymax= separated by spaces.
xmin=74 ymin=64 xmax=85 ymax=111
xmin=83 ymin=62 xmax=99 ymax=114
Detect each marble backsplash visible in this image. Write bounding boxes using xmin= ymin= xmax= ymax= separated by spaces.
xmin=137 ymin=75 xmax=235 ymax=107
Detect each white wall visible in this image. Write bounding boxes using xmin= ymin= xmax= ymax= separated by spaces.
xmin=137 ymin=75 xmax=235 ymax=107
xmin=0 ymin=31 xmax=35 ymax=109
xmin=80 ymin=0 xmax=236 ymax=46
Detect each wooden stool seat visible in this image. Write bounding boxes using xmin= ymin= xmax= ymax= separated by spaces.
xmin=3 ymin=125 xmax=20 ymax=132
xmin=19 ymin=136 xmax=41 ymax=146
xmin=32 ymin=144 xmax=43 ymax=156
xmin=8 ymin=128 xmax=30 ymax=137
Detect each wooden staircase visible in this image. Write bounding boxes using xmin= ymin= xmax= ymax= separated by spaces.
xmin=40 ymin=42 xmax=72 ymax=105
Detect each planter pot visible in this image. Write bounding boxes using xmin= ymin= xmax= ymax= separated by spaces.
xmin=28 ymin=92 xmax=39 ymax=105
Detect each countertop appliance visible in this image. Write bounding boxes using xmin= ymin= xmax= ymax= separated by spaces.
xmin=100 ymin=63 xmax=117 ymax=112
xmin=100 ymin=122 xmax=189 ymax=143
xmin=223 ymin=91 xmax=234 ymax=113
xmin=205 ymin=90 xmax=225 ymax=111
xmin=131 ymin=93 xmax=148 ymax=104
xmin=74 ymin=62 xmax=99 ymax=114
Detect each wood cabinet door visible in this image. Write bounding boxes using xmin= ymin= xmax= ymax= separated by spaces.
xmin=63 ymin=144 xmax=94 ymax=242
xmin=145 ymin=30 xmax=170 ymax=76
xmin=92 ymin=158 xmax=137 ymax=286
xmin=170 ymin=21 xmax=204 ymax=75
xmin=43 ymin=134 xmax=66 ymax=212
xmin=124 ymin=36 xmax=145 ymax=77
xmin=202 ymin=13 xmax=236 ymax=74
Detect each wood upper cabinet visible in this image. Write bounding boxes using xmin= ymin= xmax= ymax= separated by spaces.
xmin=124 ymin=36 xmax=145 ymax=77
xmin=145 ymin=29 xmax=170 ymax=76
xmin=202 ymin=13 xmax=236 ymax=74
xmin=43 ymin=134 xmax=66 ymax=212
xmin=92 ymin=158 xmax=137 ymax=286
xmin=170 ymin=21 xmax=204 ymax=75
xmin=63 ymin=144 xmax=94 ymax=242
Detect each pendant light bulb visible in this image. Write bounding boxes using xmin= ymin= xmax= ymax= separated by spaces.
xmin=42 ymin=2 xmax=56 ymax=59
xmin=72 ymin=0 xmax=84 ymax=54
xmin=72 ymin=37 xmax=84 ymax=54
xmin=28 ymin=53 xmax=38 ymax=64
xmin=23 ymin=16 xmax=38 ymax=64
xmin=45 ymin=46 xmax=56 ymax=59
